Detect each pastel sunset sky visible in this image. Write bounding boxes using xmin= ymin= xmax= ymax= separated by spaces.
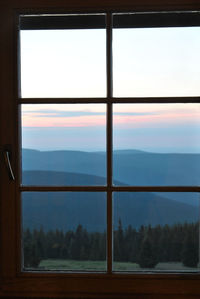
xmin=20 ymin=27 xmax=200 ymax=152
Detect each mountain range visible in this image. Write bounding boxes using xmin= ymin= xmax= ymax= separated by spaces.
xmin=22 ymin=149 xmax=200 ymax=205
xmin=22 ymin=170 xmax=198 ymax=232
xmin=21 ymin=148 xmax=200 ymax=231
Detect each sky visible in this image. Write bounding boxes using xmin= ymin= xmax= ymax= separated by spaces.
xmin=20 ymin=27 xmax=200 ymax=153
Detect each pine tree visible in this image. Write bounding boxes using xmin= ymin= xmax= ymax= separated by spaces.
xmin=23 ymin=229 xmax=41 ymax=268
xmin=182 ymin=227 xmax=198 ymax=268
xmin=138 ymin=236 xmax=158 ymax=269
xmin=114 ymin=219 xmax=125 ymax=261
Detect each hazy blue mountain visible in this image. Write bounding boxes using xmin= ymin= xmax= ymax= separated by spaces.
xmin=22 ymin=149 xmax=106 ymax=177
xmin=114 ymin=149 xmax=148 ymax=154
xmin=113 ymin=152 xmax=200 ymax=186
xmin=22 ymin=171 xmax=198 ymax=232
xmin=22 ymin=149 xmax=200 ymax=186
xmin=23 ymin=170 xmax=107 ymax=186
xmin=22 ymin=149 xmax=200 ymax=205
xmin=22 ymin=190 xmax=106 ymax=233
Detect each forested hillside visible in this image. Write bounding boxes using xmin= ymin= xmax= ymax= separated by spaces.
xmin=24 ymin=221 xmax=199 ymax=270
xmin=21 ymin=149 xmax=200 ymax=272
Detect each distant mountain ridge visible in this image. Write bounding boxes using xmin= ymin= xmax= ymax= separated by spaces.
xmin=22 ymin=148 xmax=200 ymax=206
xmin=22 ymin=148 xmax=106 ymax=177
xmin=22 ymin=170 xmax=198 ymax=232
xmin=23 ymin=170 xmax=107 ymax=186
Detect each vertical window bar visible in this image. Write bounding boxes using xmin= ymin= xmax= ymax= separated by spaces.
xmin=106 ymin=12 xmax=113 ymax=274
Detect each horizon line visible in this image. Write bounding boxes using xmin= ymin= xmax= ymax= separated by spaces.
xmin=22 ymin=147 xmax=200 ymax=155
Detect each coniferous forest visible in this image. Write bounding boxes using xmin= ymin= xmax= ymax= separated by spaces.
xmin=23 ymin=220 xmax=199 ymax=270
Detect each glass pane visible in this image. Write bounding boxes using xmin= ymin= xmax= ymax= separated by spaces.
xmin=21 ymin=104 xmax=106 ymax=185
xmin=113 ymin=27 xmax=200 ymax=97
xmin=113 ymin=192 xmax=200 ymax=272
xmin=22 ymin=192 xmax=106 ymax=271
xmin=113 ymin=104 xmax=200 ymax=186
xmin=20 ymin=27 xmax=106 ymax=98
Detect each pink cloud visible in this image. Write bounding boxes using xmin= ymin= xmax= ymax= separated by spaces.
xmin=22 ymin=109 xmax=200 ymax=128
xmin=22 ymin=114 xmax=106 ymax=127
xmin=114 ymin=111 xmax=200 ymax=127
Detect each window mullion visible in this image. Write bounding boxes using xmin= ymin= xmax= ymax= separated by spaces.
xmin=106 ymin=12 xmax=113 ymax=274
xmin=19 ymin=98 xmax=108 ymax=104
xmin=19 ymin=97 xmax=200 ymax=104
xmin=111 ymin=97 xmax=200 ymax=104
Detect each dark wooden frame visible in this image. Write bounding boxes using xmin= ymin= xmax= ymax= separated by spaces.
xmin=20 ymin=11 xmax=200 ymax=29
xmin=1 ymin=0 xmax=200 ymax=298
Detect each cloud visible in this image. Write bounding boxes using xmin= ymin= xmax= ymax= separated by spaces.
xmin=23 ymin=110 xmax=106 ymax=118
xmin=22 ymin=114 xmax=106 ymax=127
xmin=22 ymin=105 xmax=200 ymax=129
xmin=114 ymin=112 xmax=159 ymax=116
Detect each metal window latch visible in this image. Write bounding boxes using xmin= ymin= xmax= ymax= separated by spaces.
xmin=2 ymin=145 xmax=15 ymax=181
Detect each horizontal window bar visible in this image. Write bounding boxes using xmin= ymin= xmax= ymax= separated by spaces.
xmin=19 ymin=97 xmax=200 ymax=104
xmin=20 ymin=186 xmax=108 ymax=192
xmin=20 ymin=14 xmax=106 ymax=30
xmin=20 ymin=12 xmax=200 ymax=31
xmin=112 ymin=97 xmax=200 ymax=103
xmin=20 ymin=186 xmax=200 ymax=192
xmin=112 ymin=186 xmax=200 ymax=192
xmin=19 ymin=98 xmax=109 ymax=104
xmin=113 ymin=12 xmax=200 ymax=28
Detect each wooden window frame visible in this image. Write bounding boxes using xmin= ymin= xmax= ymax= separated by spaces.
xmin=1 ymin=0 xmax=200 ymax=298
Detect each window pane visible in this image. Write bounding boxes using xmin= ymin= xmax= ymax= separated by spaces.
xmin=20 ymin=27 xmax=106 ymax=98
xmin=21 ymin=104 xmax=106 ymax=186
xmin=113 ymin=104 xmax=200 ymax=186
xmin=113 ymin=27 xmax=200 ymax=97
xmin=113 ymin=192 xmax=200 ymax=272
xmin=22 ymin=192 xmax=106 ymax=271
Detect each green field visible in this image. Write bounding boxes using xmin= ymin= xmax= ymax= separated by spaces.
xmin=38 ymin=259 xmax=199 ymax=272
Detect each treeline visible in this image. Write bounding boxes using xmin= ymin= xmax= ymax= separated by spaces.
xmin=23 ymin=220 xmax=199 ymax=269
xmin=114 ymin=220 xmax=198 ymax=268
xmin=24 ymin=224 xmax=106 ymax=268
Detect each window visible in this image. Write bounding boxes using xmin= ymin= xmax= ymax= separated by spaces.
xmin=1 ymin=1 xmax=200 ymax=297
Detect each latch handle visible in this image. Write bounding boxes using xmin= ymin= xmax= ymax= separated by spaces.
xmin=3 ymin=146 xmax=15 ymax=181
